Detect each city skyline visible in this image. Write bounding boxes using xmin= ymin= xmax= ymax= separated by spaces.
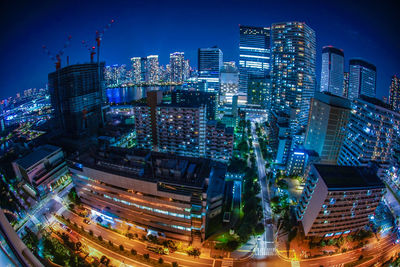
xmin=1 ymin=0 xmax=399 ymax=100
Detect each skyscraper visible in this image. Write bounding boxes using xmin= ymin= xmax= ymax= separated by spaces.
xmin=170 ymin=52 xmax=186 ymax=83
xmin=239 ymin=25 xmax=271 ymax=95
xmin=146 ymin=55 xmax=160 ymax=84
xmin=304 ymin=92 xmax=351 ymax=164
xmin=271 ymin=22 xmax=316 ymax=134
xmin=320 ymin=46 xmax=344 ymax=97
xmin=343 ymin=71 xmax=349 ymax=98
xmin=338 ymin=96 xmax=400 ymax=166
xmin=131 ymin=57 xmax=142 ymax=84
xmin=198 ymin=47 xmax=223 ymax=92
xmin=389 ymin=75 xmax=400 ymax=112
xmin=348 ymin=59 xmax=376 ymax=100
xmin=48 ymin=62 xmax=105 ymax=138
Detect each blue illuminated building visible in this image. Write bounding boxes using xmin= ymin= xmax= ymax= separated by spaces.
xmin=198 ymin=47 xmax=223 ymax=93
xmin=239 ymin=25 xmax=271 ymax=96
xmin=348 ymin=59 xmax=377 ymax=100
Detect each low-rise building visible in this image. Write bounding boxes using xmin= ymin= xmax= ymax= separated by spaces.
xmin=69 ymin=147 xmax=226 ymax=242
xmin=296 ymin=164 xmax=385 ymax=238
xmin=12 ymin=145 xmax=68 ymax=197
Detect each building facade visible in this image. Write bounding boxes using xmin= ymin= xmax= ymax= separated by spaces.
xmin=205 ymin=121 xmax=234 ymax=162
xmin=170 ymin=52 xmax=187 ymax=83
xmin=296 ymin=164 xmax=385 ymax=237
xmin=348 ymin=59 xmax=376 ymax=100
xmin=247 ymin=74 xmax=271 ymax=109
xmin=271 ymin=21 xmax=316 ymax=134
xmin=338 ymin=96 xmax=400 ymax=166
xmin=239 ymin=25 xmax=271 ymax=95
xmin=69 ymin=148 xmax=226 ymax=242
xmin=12 ymin=145 xmax=68 ymax=197
xmin=389 ymin=75 xmax=400 ymax=112
xmin=220 ymin=62 xmax=239 ymax=105
xmin=304 ymin=92 xmax=351 ymax=164
xmin=320 ymin=46 xmax=344 ymax=97
xmin=198 ymin=47 xmax=223 ymax=93
xmin=171 ymin=90 xmax=217 ymax=121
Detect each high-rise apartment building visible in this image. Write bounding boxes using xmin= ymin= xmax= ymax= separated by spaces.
xmin=48 ymin=63 xmax=105 ymax=138
xmin=104 ymin=64 xmax=127 ymax=86
xmin=338 ymin=96 xmax=400 ymax=166
xmin=134 ymin=91 xmax=232 ymax=162
xmin=348 ymin=59 xmax=376 ymax=100
xmin=69 ymin=147 xmax=227 ymax=242
xmin=131 ymin=57 xmax=142 ymax=84
xmin=271 ymin=22 xmax=316 ymax=134
xmin=198 ymin=47 xmax=223 ymax=92
xmin=296 ymin=164 xmax=385 ymax=237
xmin=146 ymin=55 xmax=160 ymax=84
xmin=206 ymin=121 xmax=234 ymax=162
xmin=320 ymin=46 xmax=344 ymax=97
xmin=343 ymin=72 xmax=349 ymax=98
xmin=220 ymin=62 xmax=239 ymax=104
xmin=239 ymin=25 xmax=271 ymax=95
xmin=304 ymin=92 xmax=351 ymax=164
xmin=389 ymin=75 xmax=400 ymax=112
xmin=170 ymin=52 xmax=186 ymax=83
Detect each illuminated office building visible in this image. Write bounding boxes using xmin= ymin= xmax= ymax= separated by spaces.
xmin=247 ymin=74 xmax=271 ymax=108
xmin=171 ymin=90 xmax=217 ymax=121
xmin=220 ymin=62 xmax=239 ymax=104
xmin=320 ymin=46 xmax=344 ymax=97
xmin=146 ymin=55 xmax=160 ymax=84
xmin=239 ymin=25 xmax=271 ymax=95
xmin=69 ymin=147 xmax=227 ymax=242
xmin=348 ymin=59 xmax=376 ymax=100
xmin=198 ymin=47 xmax=223 ymax=93
xmin=338 ymin=96 xmax=400 ymax=166
xmin=104 ymin=64 xmax=127 ymax=86
xmin=389 ymin=75 xmax=400 ymax=112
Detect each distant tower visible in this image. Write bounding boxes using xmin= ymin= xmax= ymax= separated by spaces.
xmin=239 ymin=25 xmax=271 ymax=95
xmin=131 ymin=57 xmax=142 ymax=84
xmin=320 ymin=46 xmax=344 ymax=97
xmin=389 ymin=75 xmax=400 ymax=112
xmin=169 ymin=52 xmax=186 ymax=83
xmin=348 ymin=59 xmax=376 ymax=100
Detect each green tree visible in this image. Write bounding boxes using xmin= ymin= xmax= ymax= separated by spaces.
xmin=98 ymin=235 xmax=103 ymax=241
xmin=131 ymin=248 xmax=137 ymax=255
xmin=119 ymin=244 xmax=124 ymax=251
xmin=172 ymin=262 xmax=179 ymax=267
xmin=158 ymin=257 xmax=164 ymax=264
xmin=143 ymin=253 xmax=150 ymax=260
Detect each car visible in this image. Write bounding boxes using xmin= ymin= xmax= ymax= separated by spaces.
xmin=83 ymin=218 xmax=91 ymax=224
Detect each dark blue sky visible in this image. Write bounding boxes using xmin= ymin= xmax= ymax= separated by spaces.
xmin=1 ymin=0 xmax=399 ymax=100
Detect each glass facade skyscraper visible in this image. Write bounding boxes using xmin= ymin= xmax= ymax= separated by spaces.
xmin=320 ymin=46 xmax=344 ymax=97
xmin=239 ymin=25 xmax=271 ymax=95
xmin=348 ymin=59 xmax=376 ymax=100
xmin=271 ymin=22 xmax=316 ymax=134
xmin=198 ymin=47 xmax=223 ymax=92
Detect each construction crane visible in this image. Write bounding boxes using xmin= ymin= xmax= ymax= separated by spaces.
xmin=95 ymin=19 xmax=115 ymax=64
xmin=42 ymin=35 xmax=72 ymax=70
xmin=81 ymin=40 xmax=97 ymax=63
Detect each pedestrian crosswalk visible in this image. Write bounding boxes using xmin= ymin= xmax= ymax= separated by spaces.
xmin=291 ymin=261 xmax=300 ymax=267
xmin=255 ymin=246 xmax=275 ymax=256
xmin=221 ymin=259 xmax=233 ymax=267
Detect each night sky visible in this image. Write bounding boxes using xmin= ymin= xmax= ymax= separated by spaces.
xmin=0 ymin=0 xmax=399 ymax=100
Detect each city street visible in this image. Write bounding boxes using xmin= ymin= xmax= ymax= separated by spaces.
xmin=251 ymin=122 xmax=275 ymax=258
xmin=56 ymin=208 xmax=220 ymax=267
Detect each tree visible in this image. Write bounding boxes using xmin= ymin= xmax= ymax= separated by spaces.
xmin=131 ymin=248 xmax=137 ymax=255
xmin=98 ymin=235 xmax=103 ymax=241
xmin=143 ymin=253 xmax=150 ymax=260
xmin=172 ymin=262 xmax=179 ymax=267
xmin=126 ymin=233 xmax=133 ymax=239
xmin=108 ymin=240 xmax=113 ymax=247
xmin=119 ymin=244 xmax=124 ymax=251
xmin=158 ymin=257 xmax=164 ymax=264
xmin=254 ymin=223 xmax=265 ymax=235
xmin=89 ymin=230 xmax=93 ymax=236
xmin=226 ymin=239 xmax=240 ymax=251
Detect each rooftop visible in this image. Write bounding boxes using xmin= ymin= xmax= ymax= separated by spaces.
xmin=15 ymin=144 xmax=61 ymax=170
xmin=314 ymin=164 xmax=385 ymax=190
